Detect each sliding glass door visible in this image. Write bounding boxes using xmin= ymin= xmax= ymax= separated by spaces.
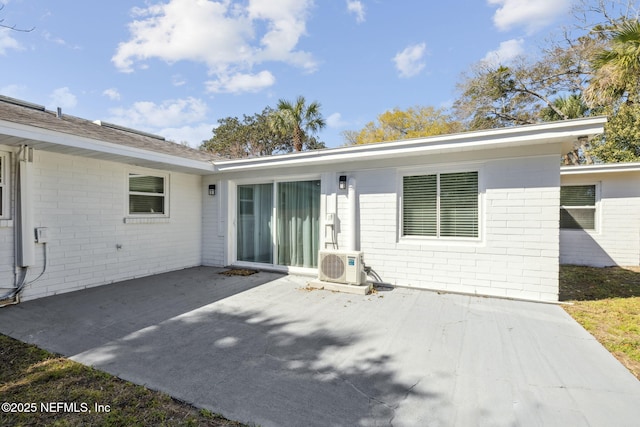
xmin=236 ymin=180 xmax=320 ymax=268
xmin=237 ymin=183 xmax=273 ymax=263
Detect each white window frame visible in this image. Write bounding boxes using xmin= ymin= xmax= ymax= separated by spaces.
xmin=399 ymin=167 xmax=482 ymax=242
xmin=228 ymin=174 xmax=322 ymax=271
xmin=125 ymin=169 xmax=169 ymax=218
xmin=0 ymin=152 xmax=9 ymax=220
xmin=560 ymin=183 xmax=599 ymax=232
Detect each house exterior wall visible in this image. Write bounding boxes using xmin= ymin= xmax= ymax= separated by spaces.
xmin=3 ymin=149 xmax=203 ymax=301
xmin=205 ymin=147 xmax=562 ymax=302
xmin=560 ymin=171 xmax=640 ymax=267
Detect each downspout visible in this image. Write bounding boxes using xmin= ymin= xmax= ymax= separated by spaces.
xmin=347 ymin=176 xmax=358 ymax=251
xmin=1 ymin=146 xmax=33 ymax=305
xmin=17 ymin=145 xmax=35 ymax=268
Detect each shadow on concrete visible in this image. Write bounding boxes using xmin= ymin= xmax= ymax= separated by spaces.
xmin=0 ymin=267 xmax=285 ymax=355
xmin=0 ymin=266 xmax=437 ymax=426
xmin=72 ymin=302 xmax=436 ymax=426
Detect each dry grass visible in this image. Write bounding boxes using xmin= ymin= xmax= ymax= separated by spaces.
xmin=560 ymin=265 xmax=640 ymax=380
xmin=0 ymin=335 xmax=243 ymax=426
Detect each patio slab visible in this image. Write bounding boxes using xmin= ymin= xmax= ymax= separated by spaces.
xmin=1 ymin=266 xmax=639 ymax=426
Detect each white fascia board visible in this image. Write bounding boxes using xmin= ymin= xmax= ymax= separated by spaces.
xmin=561 ymin=161 xmax=640 ymax=175
xmin=213 ymin=116 xmax=607 ymax=173
xmin=0 ymin=119 xmax=214 ymax=173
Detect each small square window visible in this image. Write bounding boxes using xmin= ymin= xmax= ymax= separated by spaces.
xmin=560 ymin=185 xmax=596 ymax=230
xmin=128 ymin=173 xmax=167 ymax=215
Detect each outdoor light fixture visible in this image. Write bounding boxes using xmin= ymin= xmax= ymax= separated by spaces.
xmin=339 ymin=175 xmax=347 ymax=190
xmin=208 ymin=184 xmax=216 ymax=196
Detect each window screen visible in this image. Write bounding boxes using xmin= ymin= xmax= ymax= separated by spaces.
xmin=129 ymin=174 xmax=166 ymax=215
xmin=560 ymin=185 xmax=596 ymax=230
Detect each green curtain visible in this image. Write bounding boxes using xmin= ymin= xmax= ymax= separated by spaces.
xmin=237 ymin=183 xmax=273 ymax=263
xmin=276 ymin=180 xmax=321 ymax=268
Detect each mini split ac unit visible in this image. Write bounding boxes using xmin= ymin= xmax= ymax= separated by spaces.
xmin=318 ymin=250 xmax=366 ymax=285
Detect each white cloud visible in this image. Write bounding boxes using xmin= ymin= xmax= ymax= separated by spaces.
xmin=346 ymin=0 xmax=366 ymax=23
xmin=0 ymin=28 xmax=22 ymax=55
xmin=172 ymin=74 xmax=187 ymax=86
xmin=326 ymin=112 xmax=348 ymax=128
xmin=206 ymin=70 xmax=276 ymax=94
xmin=161 ymin=122 xmax=215 ymax=148
xmin=482 ymin=38 xmax=524 ymax=65
xmin=0 ymin=84 xmax=27 ymax=98
xmin=112 ymin=0 xmax=315 ymax=93
xmin=102 ymin=88 xmax=121 ymax=101
xmin=106 ymin=97 xmax=208 ymax=129
xmin=48 ymin=87 xmax=77 ymax=110
xmin=488 ymin=0 xmax=571 ymax=33
xmin=393 ymin=42 xmax=427 ymax=78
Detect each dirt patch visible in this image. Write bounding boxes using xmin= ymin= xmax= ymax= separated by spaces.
xmin=219 ymin=269 xmax=258 ymax=277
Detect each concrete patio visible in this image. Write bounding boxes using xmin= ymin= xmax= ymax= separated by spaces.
xmin=1 ymin=266 xmax=639 ymax=426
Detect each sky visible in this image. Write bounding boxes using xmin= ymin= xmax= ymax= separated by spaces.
xmin=0 ymin=0 xmax=576 ymax=148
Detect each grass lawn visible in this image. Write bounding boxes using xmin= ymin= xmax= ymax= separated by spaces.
xmin=0 ymin=334 xmax=243 ymax=426
xmin=1 ymin=265 xmax=637 ymax=426
xmin=560 ymin=265 xmax=640 ymax=380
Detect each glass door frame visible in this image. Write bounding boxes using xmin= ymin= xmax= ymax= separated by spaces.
xmin=228 ymin=174 xmax=324 ymax=273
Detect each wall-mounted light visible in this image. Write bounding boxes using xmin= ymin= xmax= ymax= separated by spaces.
xmin=208 ymin=184 xmax=216 ymax=196
xmin=339 ymin=175 xmax=347 ymax=190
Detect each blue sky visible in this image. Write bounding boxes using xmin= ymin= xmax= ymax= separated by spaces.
xmin=0 ymin=0 xmax=575 ymax=148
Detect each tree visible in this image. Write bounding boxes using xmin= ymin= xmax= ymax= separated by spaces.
xmin=345 ymin=106 xmax=461 ymax=145
xmin=270 ymin=96 xmax=326 ymax=152
xmin=201 ymin=106 xmax=327 ymax=159
xmin=453 ymin=53 xmax=588 ymax=130
xmin=584 ymin=19 xmax=640 ymax=106
xmin=452 ymin=2 xmax=640 ymax=163
xmin=540 ymin=94 xmax=591 ymax=121
xmin=0 ymin=4 xmax=34 ymax=32
xmin=201 ymin=107 xmax=292 ymax=158
xmin=589 ymin=103 xmax=640 ymax=162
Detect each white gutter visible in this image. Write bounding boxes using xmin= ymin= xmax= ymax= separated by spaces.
xmin=213 ymin=116 xmax=607 ymax=173
xmin=561 ymin=162 xmax=640 ymax=175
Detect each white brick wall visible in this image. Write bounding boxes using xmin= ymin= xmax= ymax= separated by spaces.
xmin=202 ymin=179 xmax=226 ymax=267
xmin=338 ymin=156 xmax=561 ymax=302
xmin=560 ymin=171 xmax=640 ymax=267
xmin=204 ymin=153 xmax=562 ymax=302
xmin=12 ymin=150 xmax=203 ymax=301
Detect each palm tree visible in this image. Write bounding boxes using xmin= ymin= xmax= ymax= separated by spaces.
xmin=540 ymin=94 xmax=589 ymax=121
xmin=585 ymin=19 xmax=640 ymax=106
xmin=271 ymin=96 xmax=326 ymax=152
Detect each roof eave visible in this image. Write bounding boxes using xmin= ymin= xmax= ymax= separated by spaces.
xmin=0 ymin=119 xmax=214 ymax=174
xmin=213 ymin=116 xmax=607 ymax=173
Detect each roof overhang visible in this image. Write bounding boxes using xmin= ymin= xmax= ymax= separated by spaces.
xmin=0 ymin=118 xmax=214 ymax=175
xmin=213 ymin=116 xmax=607 ymax=173
xmin=561 ymin=161 xmax=640 ymax=175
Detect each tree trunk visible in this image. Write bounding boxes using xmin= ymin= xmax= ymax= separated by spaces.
xmin=293 ymin=126 xmax=303 ymax=151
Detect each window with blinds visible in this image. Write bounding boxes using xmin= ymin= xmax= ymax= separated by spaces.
xmin=403 ymin=171 xmax=478 ymax=238
xmin=128 ymin=173 xmax=167 ymax=215
xmin=560 ymin=185 xmax=596 ymax=230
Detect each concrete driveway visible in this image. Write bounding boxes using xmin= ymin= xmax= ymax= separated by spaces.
xmin=1 ymin=266 xmax=639 ymax=426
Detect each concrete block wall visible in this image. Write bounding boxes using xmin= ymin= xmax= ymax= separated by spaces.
xmin=560 ymin=171 xmax=640 ymax=267
xmin=17 ymin=150 xmax=203 ymax=301
xmin=336 ymin=156 xmax=561 ymax=302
